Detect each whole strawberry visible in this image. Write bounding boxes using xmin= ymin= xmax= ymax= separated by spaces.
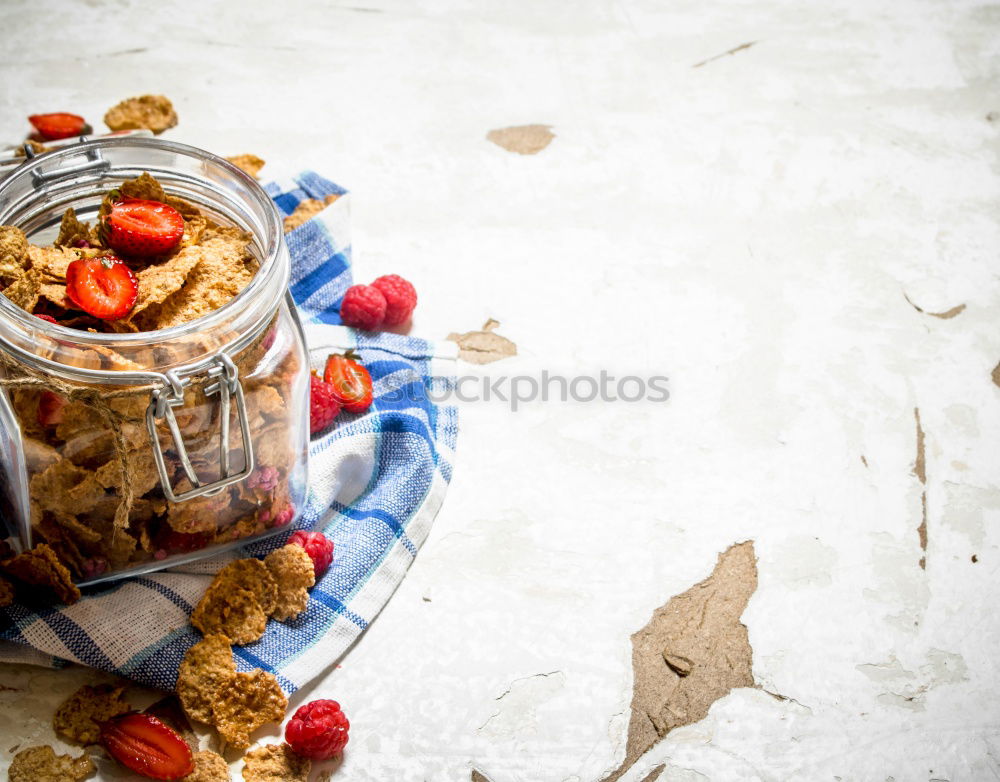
xmin=371 ymin=274 xmax=417 ymax=327
xmin=285 ymin=699 xmax=350 ymax=760
xmin=288 ymin=530 xmax=334 ymax=577
xmin=310 ymin=374 xmax=341 ymax=435
xmin=339 ymin=284 xmax=387 ymax=331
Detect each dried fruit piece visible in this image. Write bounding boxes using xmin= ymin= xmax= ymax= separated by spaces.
xmin=2 ymin=543 xmax=80 ymax=605
xmin=339 ymin=284 xmax=386 ymax=331
xmin=371 ymin=274 xmax=417 ymax=327
xmin=8 ymin=744 xmax=94 ymax=782
xmin=287 ymin=530 xmax=335 ymax=577
xmin=105 ymin=199 xmax=184 ymax=257
xmin=104 ymin=95 xmax=178 ymax=134
xmin=323 ymin=351 xmax=374 ymax=414
xmin=28 ymin=112 xmax=89 ymax=140
xmin=309 ymin=374 xmax=340 ymax=435
xmin=264 ymin=544 xmax=315 ymax=621
xmin=242 ymin=743 xmax=311 ymax=781
xmin=100 ymin=712 xmax=194 ymax=780
xmin=177 ymin=634 xmax=236 ymax=725
xmin=182 ymin=750 xmax=229 ymax=781
xmin=65 ymin=254 xmax=138 ymax=320
xmin=53 ymin=683 xmax=131 ymax=745
xmin=284 ymin=699 xmax=350 ymax=759
xmin=226 ymin=154 xmax=266 ymax=178
xmin=211 ymin=670 xmax=287 ymax=750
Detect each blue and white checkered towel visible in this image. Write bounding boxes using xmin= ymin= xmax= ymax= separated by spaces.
xmin=0 ymin=171 xmax=459 ymax=694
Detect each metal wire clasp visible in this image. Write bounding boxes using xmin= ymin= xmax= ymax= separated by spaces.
xmin=146 ymin=354 xmax=256 ymax=503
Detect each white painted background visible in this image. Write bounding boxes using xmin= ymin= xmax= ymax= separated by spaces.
xmin=1 ymin=0 xmax=999 ymax=779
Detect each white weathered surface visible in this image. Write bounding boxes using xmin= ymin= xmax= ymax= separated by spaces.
xmin=1 ymin=0 xmax=999 ymax=779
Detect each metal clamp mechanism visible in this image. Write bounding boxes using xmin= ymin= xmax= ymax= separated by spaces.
xmin=146 ymin=354 xmax=256 ymax=503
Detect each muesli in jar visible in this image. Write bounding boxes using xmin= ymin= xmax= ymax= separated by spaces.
xmin=0 ymin=166 xmax=308 ymax=603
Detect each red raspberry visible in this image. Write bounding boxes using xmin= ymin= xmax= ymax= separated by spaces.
xmin=288 ymin=530 xmax=335 ymax=577
xmin=371 ymin=274 xmax=417 ymax=327
xmin=339 ymin=284 xmax=387 ymax=331
xmin=284 ymin=699 xmax=350 ymax=760
xmin=310 ymin=374 xmax=341 ymax=435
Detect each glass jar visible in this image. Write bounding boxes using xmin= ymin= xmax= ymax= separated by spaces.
xmin=0 ymin=137 xmax=309 ymax=586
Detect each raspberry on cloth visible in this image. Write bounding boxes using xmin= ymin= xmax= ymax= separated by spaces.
xmin=0 ymin=171 xmax=459 ymax=696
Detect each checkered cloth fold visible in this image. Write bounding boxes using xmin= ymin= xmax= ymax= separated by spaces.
xmin=0 ymin=172 xmax=458 ymax=693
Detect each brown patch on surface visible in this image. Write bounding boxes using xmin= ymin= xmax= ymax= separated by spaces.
xmin=8 ymin=745 xmax=95 ymax=781
xmin=860 ymin=455 xmax=868 ymax=468
xmin=282 ymin=195 xmax=339 ymax=233
xmin=693 ymin=41 xmax=756 ymax=68
xmin=211 ymin=670 xmax=287 ymax=750
xmin=182 ymin=749 xmax=230 ymax=781
xmin=486 ymin=124 xmax=554 ymax=155
xmin=2 ymin=543 xmax=81 ymax=605
xmin=972 ymin=554 xmax=979 ymax=563
xmin=242 ymin=743 xmax=311 ymax=781
xmin=992 ymin=361 xmax=1000 ymax=389
xmin=53 ymin=683 xmax=130 ymax=744
xmin=640 ymin=766 xmax=667 ymax=782
xmin=264 ymin=544 xmax=315 ymax=621
xmin=447 ymin=319 xmax=517 ymax=364
xmin=104 ymin=94 xmax=178 ymax=134
xmin=903 ymin=293 xmax=966 ymax=319
xmin=226 ymin=154 xmax=266 ymax=179
xmin=471 ymin=772 xmax=492 ymax=782
xmin=177 ymin=634 xmax=237 ymax=725
xmin=914 ymin=408 xmax=927 ymax=570
xmin=599 ymin=541 xmax=758 ymax=782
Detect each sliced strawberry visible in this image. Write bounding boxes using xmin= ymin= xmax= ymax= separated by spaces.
xmin=100 ymin=712 xmax=194 ymax=780
xmin=28 ymin=112 xmax=89 ymax=140
xmin=324 ymin=351 xmax=374 ymax=414
xmin=37 ymin=391 xmax=66 ymax=427
xmin=65 ymin=254 xmax=138 ymax=321
xmin=105 ymin=199 xmax=184 ymax=257
xmin=34 ymin=314 xmax=58 ymax=325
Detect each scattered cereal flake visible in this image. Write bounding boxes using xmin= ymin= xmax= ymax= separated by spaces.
xmin=242 ymin=743 xmax=311 ymax=781
xmin=104 ymin=94 xmax=178 ymax=134
xmin=164 ymin=195 xmax=203 ymax=219
xmin=216 ymin=559 xmax=278 ymax=614
xmin=39 ymin=282 xmax=72 ymax=309
xmin=2 ymin=267 xmax=41 ymax=311
xmin=0 ymin=225 xmax=28 ymax=283
xmin=167 ymin=482 xmax=236 ymax=535
xmin=184 ymin=750 xmax=230 ymax=781
xmin=0 ymin=576 xmax=14 ymax=607
xmin=191 ymin=585 xmax=268 ymax=646
xmin=28 ymin=244 xmax=83 ymax=282
xmin=177 ymin=634 xmax=236 ymax=726
xmin=95 ymin=444 xmax=162 ymax=498
xmin=226 ymin=154 xmax=266 ymax=179
xmin=121 ymin=171 xmax=167 ymax=202
xmin=31 ymin=459 xmax=106 ymax=516
xmin=179 ymin=215 xmax=208 ymax=248
xmin=55 ymin=208 xmax=96 ymax=248
xmin=247 ymin=385 xmax=286 ymax=425
xmin=211 ymin=670 xmax=287 ymax=750
xmin=53 ymin=683 xmax=131 ymax=745
xmin=13 ymin=139 xmax=49 ymax=156
xmin=282 ymin=194 xmax=339 ymax=233
xmin=125 ymin=244 xmax=205 ymax=319
xmin=1 ymin=543 xmax=80 ymax=604
xmin=264 ymin=545 xmax=315 ymax=622
xmin=8 ymin=745 xmax=95 ymax=782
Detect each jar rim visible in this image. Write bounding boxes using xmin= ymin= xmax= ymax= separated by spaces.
xmin=0 ymin=137 xmax=284 ymax=351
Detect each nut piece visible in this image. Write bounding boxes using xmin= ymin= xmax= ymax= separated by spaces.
xmin=53 ymin=683 xmax=131 ymax=745
xmin=2 ymin=543 xmax=80 ymax=605
xmin=183 ymin=749 xmax=230 ymax=781
xmin=104 ymin=94 xmax=178 ymax=134
xmin=242 ymin=743 xmax=311 ymax=781
xmin=8 ymin=745 xmax=95 ymax=782
xmin=212 ymin=670 xmax=287 ymax=750
xmin=177 ymin=634 xmax=237 ymax=725
xmin=264 ymin=544 xmax=315 ymax=622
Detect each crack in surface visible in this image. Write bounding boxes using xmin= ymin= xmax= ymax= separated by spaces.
xmin=914 ymin=408 xmax=928 ymax=569
xmin=692 ymin=41 xmax=756 ymax=68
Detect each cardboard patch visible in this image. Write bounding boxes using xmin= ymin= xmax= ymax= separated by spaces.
xmin=184 ymin=750 xmax=230 ymax=781
xmin=177 ymin=634 xmax=237 ymax=726
xmin=53 ymin=683 xmax=130 ymax=745
xmin=264 ymin=544 xmax=315 ymax=622
xmin=104 ymin=94 xmax=178 ymax=134
xmin=1 ymin=543 xmax=80 ymax=605
xmin=8 ymin=745 xmax=95 ymax=782
xmin=210 ymin=670 xmax=287 ymax=750
xmin=242 ymin=743 xmax=311 ymax=781
xmin=226 ymin=154 xmax=266 ymax=179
